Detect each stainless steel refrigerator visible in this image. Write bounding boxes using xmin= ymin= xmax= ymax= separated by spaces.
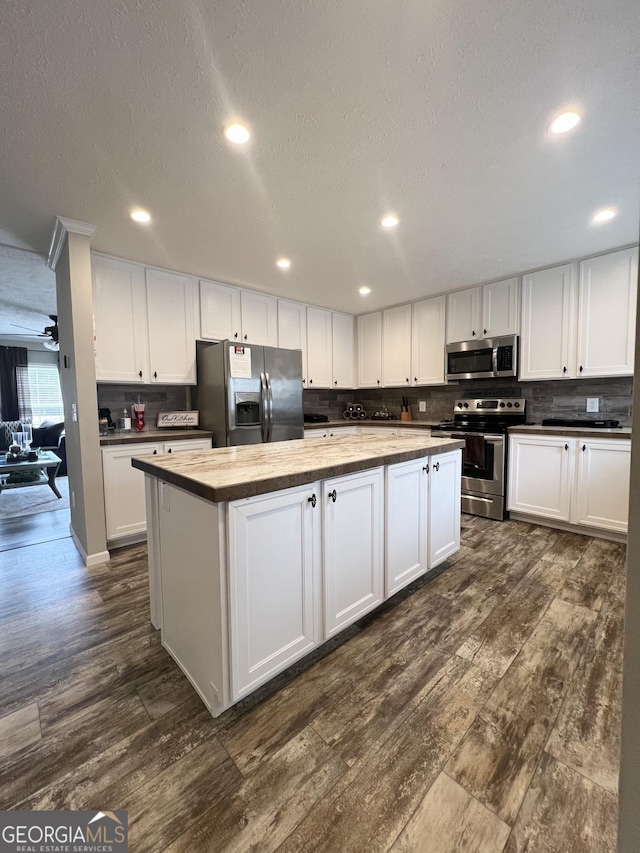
xmin=195 ymin=341 xmax=304 ymax=447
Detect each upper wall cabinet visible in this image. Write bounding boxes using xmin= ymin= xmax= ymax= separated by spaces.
xmin=520 ymin=247 xmax=638 ymax=381
xmin=382 ymin=304 xmax=412 ymax=387
xmin=357 ymin=312 xmax=382 ymax=388
xmin=278 ymin=299 xmax=308 ymax=385
xmin=306 ymin=307 xmax=333 ymax=388
xmin=200 ymin=280 xmax=277 ymax=346
xmin=412 ymin=295 xmax=446 ymax=385
xmin=92 ymin=255 xmax=197 ymax=384
xmin=332 ymin=311 xmax=355 ymax=389
xmin=446 ymin=278 xmax=519 ymax=343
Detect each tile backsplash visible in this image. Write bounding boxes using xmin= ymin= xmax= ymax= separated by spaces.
xmin=305 ymin=377 xmax=633 ymax=425
xmin=97 ymin=384 xmax=190 ymax=426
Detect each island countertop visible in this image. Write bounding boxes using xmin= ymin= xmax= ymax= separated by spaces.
xmin=131 ymin=434 xmax=465 ymax=503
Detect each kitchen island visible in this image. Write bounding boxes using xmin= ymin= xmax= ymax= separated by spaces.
xmin=133 ymin=434 xmax=464 ymax=717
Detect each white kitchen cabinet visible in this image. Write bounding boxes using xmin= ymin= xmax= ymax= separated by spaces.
xmin=323 ymin=468 xmax=384 ymax=636
xmin=427 ymin=450 xmax=462 ymax=566
xmin=520 ymin=263 xmax=575 ymax=380
xmin=577 ymin=248 xmax=638 ymax=378
xmin=357 ymin=312 xmax=383 ymax=387
xmin=386 ymin=458 xmax=429 ymax=596
xmin=382 ymin=304 xmax=412 ymax=387
xmin=520 ymin=248 xmax=638 ymax=382
xmin=200 ymin=279 xmax=242 ymax=341
xmin=240 ymin=290 xmax=278 ymax=346
xmin=332 ymin=311 xmax=355 ymax=388
xmin=304 ymin=427 xmax=358 ymax=439
xmin=92 ymin=255 xmax=149 ymax=383
xmin=306 ymin=307 xmax=333 ymax=388
xmin=574 ymin=439 xmax=631 ymax=533
xmin=411 ymin=296 xmax=446 ymax=385
xmin=360 ymin=426 xmax=402 ymax=436
xmin=508 ymin=435 xmax=573 ymax=522
xmin=508 ymin=433 xmax=630 ymax=534
xmin=200 ymin=280 xmax=278 ymax=346
xmin=93 ymin=255 xmax=197 ymax=384
xmin=278 ymin=299 xmax=308 ymax=385
xmin=228 ymin=483 xmax=320 ymax=699
xmin=446 ymin=278 xmax=519 ymax=343
xmin=103 ymin=437 xmax=211 ymax=542
xmin=102 ymin=442 xmax=164 ymax=540
xmin=146 ymin=268 xmax=197 ymax=384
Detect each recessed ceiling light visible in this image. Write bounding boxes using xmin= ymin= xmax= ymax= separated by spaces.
xmin=592 ymin=208 xmax=616 ymax=223
xmin=359 ymin=286 xmax=371 ymax=295
xmin=224 ymin=123 xmax=251 ymax=144
xmin=130 ymin=209 xmax=151 ymax=224
xmin=549 ymin=111 xmax=581 ymax=134
xmin=276 ymin=258 xmax=291 ymax=269
xmin=381 ymin=215 xmax=399 ymax=228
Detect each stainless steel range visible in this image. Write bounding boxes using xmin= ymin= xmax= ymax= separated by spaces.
xmin=431 ymin=397 xmax=527 ymax=520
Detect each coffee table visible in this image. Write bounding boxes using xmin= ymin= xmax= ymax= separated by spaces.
xmin=0 ymin=451 xmax=62 ymax=498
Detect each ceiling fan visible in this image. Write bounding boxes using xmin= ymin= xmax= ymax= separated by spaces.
xmin=4 ymin=315 xmax=60 ymax=350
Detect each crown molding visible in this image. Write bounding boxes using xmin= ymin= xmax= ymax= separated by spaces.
xmin=47 ymin=216 xmax=98 ymax=270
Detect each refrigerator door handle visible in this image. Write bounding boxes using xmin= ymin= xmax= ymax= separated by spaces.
xmin=265 ymin=372 xmax=274 ymax=442
xmin=260 ymin=372 xmax=268 ymax=442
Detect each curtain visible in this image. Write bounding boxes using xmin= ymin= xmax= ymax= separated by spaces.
xmin=0 ymin=346 xmax=32 ymax=421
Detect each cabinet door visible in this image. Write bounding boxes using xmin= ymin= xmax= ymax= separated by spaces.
xmin=382 ymin=304 xmax=412 ymax=387
xmin=92 ymin=255 xmax=149 ymax=382
xmin=200 ymin=279 xmax=241 ymax=341
xmin=427 ymin=450 xmax=461 ymax=567
xmin=102 ymin=443 xmax=163 ymax=539
xmin=411 ymin=296 xmax=446 ymax=385
xmin=163 ymin=438 xmax=212 ymax=454
xmin=508 ymin=435 xmax=573 ymax=521
xmin=482 ymin=277 xmax=519 ymax=338
xmin=574 ymin=439 xmax=631 ymax=533
xmin=446 ymin=287 xmax=480 ymax=343
xmin=306 ymin=307 xmax=333 ymax=388
xmin=520 ymin=264 xmax=576 ymax=381
xmin=357 ymin=312 xmax=382 ymax=387
xmin=323 ymin=468 xmax=384 ymax=636
xmin=228 ymin=483 xmax=320 ymax=699
xmin=386 ymin=458 xmax=428 ymax=596
xmin=332 ymin=311 xmax=355 ymax=388
xmin=359 ymin=426 xmax=401 ymax=436
xmin=577 ymin=248 xmax=638 ymax=378
xmin=146 ymin=268 xmax=197 ymax=383
xmin=278 ymin=299 xmax=308 ymax=385
xmin=240 ymin=290 xmax=278 ymax=346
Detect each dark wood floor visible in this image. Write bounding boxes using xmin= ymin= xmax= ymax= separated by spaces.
xmin=0 ymin=515 xmax=623 ymax=851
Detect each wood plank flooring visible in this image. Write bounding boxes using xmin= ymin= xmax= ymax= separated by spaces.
xmin=0 ymin=515 xmax=623 ymax=851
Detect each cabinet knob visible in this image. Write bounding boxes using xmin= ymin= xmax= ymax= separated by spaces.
xmin=434 ymin=461 xmax=440 ymax=471
xmin=414 ymin=377 xmax=417 ymax=382
xmin=168 ymin=448 xmax=172 ymax=453
xmin=406 ymin=378 xmax=409 ymax=383
xmin=309 ymin=378 xmax=313 ymax=385
xmin=153 ymin=371 xmax=157 ymax=379
xmin=334 ymin=380 xmax=338 ymax=385
xmin=565 ymin=444 xmax=569 ymax=450
xmin=138 ymin=370 xmax=143 ymax=378
xmin=377 ymin=379 xmax=380 ymax=385
xmin=234 ymin=332 xmax=238 ymax=339
xmin=563 ymin=366 xmax=567 ymax=374
xmin=153 ymin=449 xmax=157 ymax=455
xmin=308 ymin=494 xmax=317 ymax=508
xmin=582 ymin=444 xmax=586 ymax=451
xmin=483 ymin=328 xmax=487 ymax=335
xmin=579 ymin=365 xmax=583 ymax=373
xmin=328 ymin=489 xmax=337 ymax=503
xmin=244 ymin=334 xmax=248 ymax=341
xmin=472 ymin=330 xmax=476 ymax=337
xmin=423 ymin=464 xmax=429 ymax=473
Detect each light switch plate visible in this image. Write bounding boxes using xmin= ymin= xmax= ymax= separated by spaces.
xmin=418 ymin=400 xmax=426 ymax=412
xmin=586 ymin=397 xmax=599 ymax=413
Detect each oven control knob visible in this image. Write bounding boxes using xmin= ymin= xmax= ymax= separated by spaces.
xmin=507 ymin=402 xmax=512 ymax=408
xmin=457 ymin=403 xmax=463 ymax=408
xmin=514 ymin=402 xmax=520 ymax=408
xmin=500 ymin=402 xmax=505 ymax=407
xmin=464 ymin=402 xmax=469 ymax=408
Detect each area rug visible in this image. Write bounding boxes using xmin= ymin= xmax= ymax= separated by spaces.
xmin=0 ymin=476 xmax=70 ymax=520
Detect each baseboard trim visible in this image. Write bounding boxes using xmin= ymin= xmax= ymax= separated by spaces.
xmin=69 ymin=524 xmax=111 ymax=566
xmin=508 ymin=512 xmax=627 ymax=543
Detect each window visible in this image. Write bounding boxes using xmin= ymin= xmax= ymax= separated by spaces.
xmin=25 ymin=363 xmax=64 ymax=426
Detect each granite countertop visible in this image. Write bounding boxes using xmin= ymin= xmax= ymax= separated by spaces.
xmin=304 ymin=419 xmax=440 ymax=429
xmin=132 ymin=434 xmax=465 ymax=503
xmin=508 ymin=424 xmax=632 ymax=439
xmin=99 ymin=428 xmax=213 ymax=446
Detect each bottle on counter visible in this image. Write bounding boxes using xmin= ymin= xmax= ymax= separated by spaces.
xmin=120 ymin=408 xmax=132 ymax=431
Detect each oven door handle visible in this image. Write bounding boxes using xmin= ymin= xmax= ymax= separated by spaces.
xmin=492 ymin=346 xmax=499 ymax=376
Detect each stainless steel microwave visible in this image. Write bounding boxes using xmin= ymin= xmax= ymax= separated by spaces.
xmin=446 ymin=334 xmax=518 ymax=381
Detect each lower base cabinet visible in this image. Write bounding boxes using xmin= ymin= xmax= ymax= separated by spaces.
xmin=102 ymin=438 xmax=212 ymax=542
xmin=508 ymin=434 xmax=630 ymax=534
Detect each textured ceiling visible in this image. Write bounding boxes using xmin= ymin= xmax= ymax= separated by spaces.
xmin=0 ymin=0 xmax=639 ymax=331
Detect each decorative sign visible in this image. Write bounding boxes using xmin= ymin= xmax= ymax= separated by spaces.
xmin=156 ymin=411 xmax=200 ymax=428
xmin=229 ymin=345 xmax=252 ymax=378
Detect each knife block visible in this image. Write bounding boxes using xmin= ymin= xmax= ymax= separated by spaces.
xmin=400 ymin=411 xmax=412 ymax=422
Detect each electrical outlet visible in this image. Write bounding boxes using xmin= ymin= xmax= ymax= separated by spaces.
xmin=418 ymin=400 xmax=427 ymax=413
xmin=586 ymin=397 xmax=599 ymax=413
